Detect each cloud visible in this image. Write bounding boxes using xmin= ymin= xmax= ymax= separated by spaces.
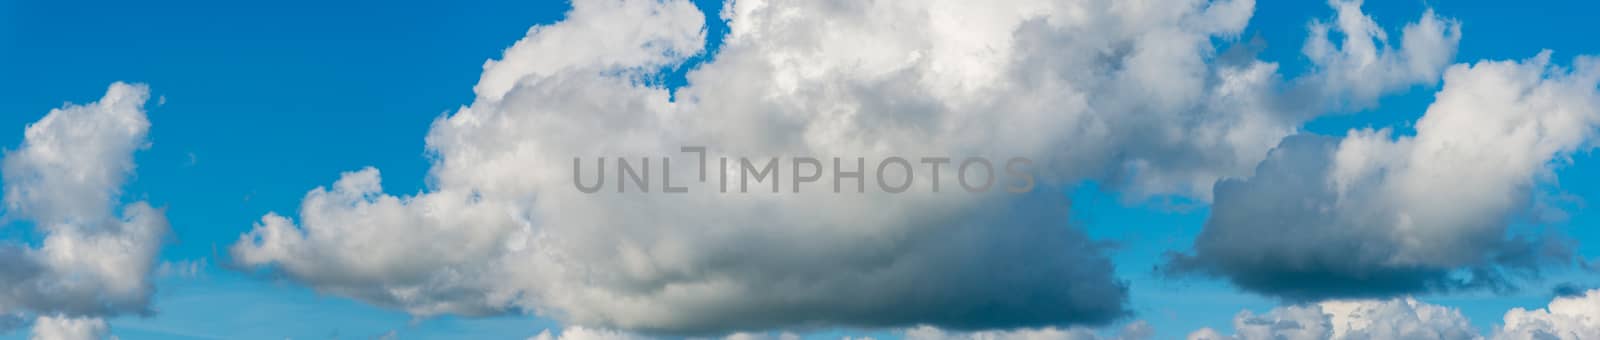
xmin=1169 ymin=52 xmax=1600 ymax=300
xmin=529 ymin=327 xmax=650 ymax=340
xmin=722 ymin=331 xmax=802 ymax=340
xmin=528 ymin=323 xmax=1151 ymax=340
xmin=1184 ymin=298 xmax=1478 ymax=340
xmin=1303 ymin=0 xmax=1460 ymax=109
xmin=230 ymin=0 xmax=1453 ymax=335
xmin=905 ymin=321 xmax=1152 ymax=340
xmin=4 ymin=82 xmax=152 ymax=227
xmin=29 ymin=315 xmax=109 ymax=340
xmin=373 ymin=329 xmax=400 ymax=340
xmin=1186 ymin=289 xmax=1600 ymax=340
xmin=155 ymin=259 xmax=208 ymax=279
xmin=0 ymin=83 xmax=168 ymax=336
xmin=489 ymin=290 xmax=1600 ymax=340
xmin=1495 ymin=288 xmax=1600 ymax=340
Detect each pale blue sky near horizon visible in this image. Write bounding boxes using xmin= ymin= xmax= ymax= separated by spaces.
xmin=2 ymin=0 xmax=1599 ymax=338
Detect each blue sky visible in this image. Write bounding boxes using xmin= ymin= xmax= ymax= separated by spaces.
xmin=3 ymin=0 xmax=1600 ymax=339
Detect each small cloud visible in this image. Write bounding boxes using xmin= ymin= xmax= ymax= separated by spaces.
xmin=156 ymin=258 xmax=208 ymax=279
xmin=371 ymin=330 xmax=398 ymax=340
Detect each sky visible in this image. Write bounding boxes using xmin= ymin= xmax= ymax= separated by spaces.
xmin=2 ymin=0 xmax=1600 ymax=339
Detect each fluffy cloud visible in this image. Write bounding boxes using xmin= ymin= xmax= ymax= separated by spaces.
xmin=1170 ymin=53 xmax=1600 ymax=300
xmin=1188 ymin=289 xmax=1600 ymax=340
xmin=530 ymin=327 xmax=651 ymax=340
xmin=29 ymin=315 xmax=109 ymax=340
xmin=1185 ymin=298 xmax=1477 ymax=340
xmin=230 ymin=0 xmax=1454 ymax=335
xmin=1303 ymin=0 xmax=1460 ymax=109
xmin=1495 ymin=288 xmax=1600 ymax=340
xmin=904 ymin=321 xmax=1152 ymax=340
xmin=1 ymin=83 xmax=164 ymax=340
xmin=506 ymin=290 xmax=1600 ymax=340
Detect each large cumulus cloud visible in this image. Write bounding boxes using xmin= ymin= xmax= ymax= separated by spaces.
xmin=229 ymin=0 xmax=1457 ymax=335
xmin=1 ymin=83 xmax=169 ymax=339
xmin=1169 ymin=53 xmax=1600 ymax=300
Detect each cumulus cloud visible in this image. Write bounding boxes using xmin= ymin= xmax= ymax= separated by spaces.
xmin=1187 ymin=289 xmax=1600 ymax=340
xmin=1303 ymin=0 xmax=1460 ymax=109
xmin=529 ymin=327 xmax=651 ymax=340
xmin=0 ymin=83 xmax=168 ymax=337
xmin=1495 ymin=288 xmax=1600 ymax=340
xmin=905 ymin=321 xmax=1152 ymax=340
xmin=230 ymin=0 xmax=1454 ymax=335
xmin=524 ymin=290 xmax=1600 ymax=340
xmin=1170 ymin=52 xmax=1600 ymax=300
xmin=1184 ymin=298 xmax=1477 ymax=340
xmin=29 ymin=315 xmax=109 ymax=340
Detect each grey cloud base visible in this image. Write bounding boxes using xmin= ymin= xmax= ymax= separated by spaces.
xmin=1169 ymin=54 xmax=1600 ymax=300
xmin=1167 ymin=135 xmax=1536 ymax=299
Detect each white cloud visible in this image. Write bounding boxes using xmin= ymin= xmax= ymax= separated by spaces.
xmin=908 ymin=326 xmax=1104 ymax=340
xmin=155 ymin=258 xmax=207 ymax=279
xmin=491 ymin=291 xmax=1600 ymax=340
xmin=1187 ymin=289 xmax=1600 ymax=340
xmin=1303 ymin=0 xmax=1460 ymax=109
xmin=905 ymin=321 xmax=1152 ymax=340
xmin=722 ymin=331 xmax=802 ymax=340
xmin=4 ymin=82 xmax=152 ymax=227
xmin=1494 ymin=288 xmax=1600 ymax=340
xmin=1185 ymin=298 xmax=1478 ymax=340
xmin=1171 ymin=52 xmax=1600 ymax=299
xmin=0 ymin=83 xmax=168 ymax=337
xmin=30 ymin=315 xmax=109 ymax=340
xmin=375 ymin=330 xmax=399 ymax=340
xmin=230 ymin=0 xmax=1456 ymax=335
xmin=530 ymin=327 xmax=649 ymax=340
xmin=1187 ymin=328 xmax=1226 ymax=340
xmin=473 ymin=0 xmax=707 ymax=102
